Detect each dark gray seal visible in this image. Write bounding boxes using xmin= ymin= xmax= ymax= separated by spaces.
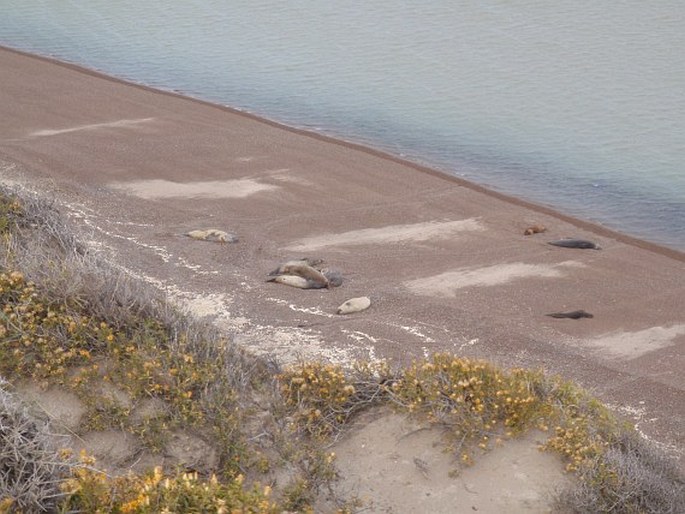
xmin=546 ymin=310 xmax=594 ymax=319
xmin=548 ymin=239 xmax=601 ymax=250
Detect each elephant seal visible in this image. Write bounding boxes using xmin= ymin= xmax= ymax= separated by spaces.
xmin=336 ymin=296 xmax=371 ymax=315
xmin=271 ymin=263 xmax=329 ymax=288
xmin=524 ymin=224 xmax=546 ymax=236
xmin=267 ymin=274 xmax=327 ymax=290
xmin=186 ymin=229 xmax=238 ymax=243
xmin=268 ymin=259 xmax=343 ymax=288
xmin=548 ymin=239 xmax=601 ymax=250
xmin=268 ymin=258 xmax=324 ymax=276
xmin=546 ymin=310 xmax=594 ymax=319
xmin=321 ymin=269 xmax=344 ymax=287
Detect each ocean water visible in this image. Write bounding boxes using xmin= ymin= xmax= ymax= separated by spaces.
xmin=1 ymin=1 xmax=684 ymax=250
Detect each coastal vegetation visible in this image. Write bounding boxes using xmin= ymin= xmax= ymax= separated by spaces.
xmin=1 ymin=186 xmax=683 ymax=513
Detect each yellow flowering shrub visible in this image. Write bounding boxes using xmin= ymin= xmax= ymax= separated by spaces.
xmin=59 ymin=455 xmax=277 ymax=513
xmin=0 ymin=271 xmax=98 ymax=381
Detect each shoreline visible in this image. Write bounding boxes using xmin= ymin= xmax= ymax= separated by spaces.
xmin=3 ymin=44 xmax=682 ymax=262
xmin=1 ymin=43 xmax=684 ymax=469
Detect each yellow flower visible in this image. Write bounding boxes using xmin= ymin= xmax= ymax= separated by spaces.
xmin=0 ymin=497 xmax=15 ymax=512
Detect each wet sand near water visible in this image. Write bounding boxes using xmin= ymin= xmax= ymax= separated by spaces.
xmin=1 ymin=46 xmax=684 ymax=476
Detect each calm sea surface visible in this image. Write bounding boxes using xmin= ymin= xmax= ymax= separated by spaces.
xmin=1 ymin=1 xmax=684 ymax=250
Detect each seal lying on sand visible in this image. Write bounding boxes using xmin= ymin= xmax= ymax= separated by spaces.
xmin=268 ymin=258 xmax=343 ymax=288
xmin=546 ymin=310 xmax=594 ymax=319
xmin=186 ymin=229 xmax=238 ymax=243
xmin=267 ymin=274 xmax=327 ymax=289
xmin=268 ymin=258 xmax=324 ymax=276
xmin=548 ymin=238 xmax=601 ymax=250
xmin=321 ymin=268 xmax=344 ymax=287
xmin=337 ymin=296 xmax=371 ymax=315
xmin=524 ymin=224 xmax=546 ymax=235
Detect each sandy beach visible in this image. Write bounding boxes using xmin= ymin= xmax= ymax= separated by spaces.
xmin=1 ymin=42 xmax=684 ymax=488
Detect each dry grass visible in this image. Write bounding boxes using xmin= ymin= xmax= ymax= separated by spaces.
xmin=0 ymin=379 xmax=73 ymax=513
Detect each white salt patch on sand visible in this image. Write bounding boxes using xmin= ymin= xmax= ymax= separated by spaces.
xmin=109 ymin=178 xmax=278 ymax=199
xmin=586 ymin=324 xmax=685 ymax=359
xmin=267 ymin=297 xmax=336 ymax=318
xmin=406 ymin=261 xmax=585 ymax=297
xmin=400 ymin=325 xmax=436 ymax=343
xmin=229 ymin=324 xmax=354 ymax=366
xmin=341 ymin=329 xmax=380 ymax=345
xmin=30 ymin=117 xmax=155 ymax=137
xmin=284 ymin=218 xmax=483 ymax=251
xmin=263 ymin=168 xmax=313 ymax=186
xmin=181 ymin=293 xmax=233 ymax=318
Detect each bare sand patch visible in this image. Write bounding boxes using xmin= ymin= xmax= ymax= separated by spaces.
xmin=108 ymin=178 xmax=278 ymax=199
xmin=15 ymin=383 xmax=86 ymax=431
xmin=30 ymin=117 xmax=155 ymax=137
xmin=405 ymin=261 xmax=585 ymax=297
xmin=328 ymin=412 xmax=569 ymax=514
xmin=585 ymin=324 xmax=685 ymax=359
xmin=74 ymin=431 xmax=140 ymax=474
xmin=284 ymin=218 xmax=484 ymax=251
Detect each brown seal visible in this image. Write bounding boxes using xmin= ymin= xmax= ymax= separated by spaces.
xmin=524 ymin=224 xmax=546 ymax=236
xmin=268 ymin=258 xmax=343 ymax=288
xmin=268 ymin=258 xmax=324 ymax=276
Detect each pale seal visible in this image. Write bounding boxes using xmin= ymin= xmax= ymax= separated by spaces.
xmin=267 ymin=275 xmax=327 ymax=289
xmin=548 ymin=239 xmax=601 ymax=250
xmin=336 ymin=296 xmax=371 ymax=315
xmin=186 ymin=229 xmax=238 ymax=243
xmin=546 ymin=310 xmax=594 ymax=319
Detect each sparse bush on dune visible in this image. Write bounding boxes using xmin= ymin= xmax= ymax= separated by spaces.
xmin=279 ymin=354 xmax=685 ymax=512
xmin=1 ymin=185 xmax=684 ymax=513
xmin=0 ymin=380 xmax=73 ymax=513
xmin=555 ymin=431 xmax=685 ymax=514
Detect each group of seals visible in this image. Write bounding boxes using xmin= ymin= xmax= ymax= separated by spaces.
xmin=524 ymin=224 xmax=601 ymax=320
xmin=548 ymin=238 xmax=601 ymax=250
xmin=267 ymin=258 xmax=343 ymax=289
xmin=522 ymin=222 xmax=601 ymax=250
xmin=268 ymin=258 xmax=371 ymax=315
